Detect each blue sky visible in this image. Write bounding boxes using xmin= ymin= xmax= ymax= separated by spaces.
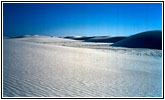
xmin=3 ymin=3 xmax=162 ymax=37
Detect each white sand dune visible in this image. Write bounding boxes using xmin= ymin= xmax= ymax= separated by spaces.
xmin=64 ymin=36 xmax=94 ymax=41
xmin=3 ymin=36 xmax=162 ymax=97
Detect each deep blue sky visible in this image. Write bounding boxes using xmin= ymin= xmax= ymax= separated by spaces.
xmin=3 ymin=3 xmax=162 ymax=37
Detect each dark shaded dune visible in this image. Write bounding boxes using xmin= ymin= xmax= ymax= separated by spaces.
xmin=63 ymin=36 xmax=77 ymax=39
xmin=111 ymin=30 xmax=162 ymax=50
xmin=84 ymin=36 xmax=126 ymax=43
xmin=7 ymin=36 xmax=25 ymax=38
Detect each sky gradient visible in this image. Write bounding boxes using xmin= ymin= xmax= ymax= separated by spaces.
xmin=3 ymin=3 xmax=162 ymax=37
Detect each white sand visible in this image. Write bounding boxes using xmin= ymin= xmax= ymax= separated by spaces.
xmin=3 ymin=36 xmax=162 ymax=97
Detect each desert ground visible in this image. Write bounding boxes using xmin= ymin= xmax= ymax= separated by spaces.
xmin=3 ymin=31 xmax=162 ymax=97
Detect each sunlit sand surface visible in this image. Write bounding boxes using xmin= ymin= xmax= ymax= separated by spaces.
xmin=3 ymin=35 xmax=162 ymax=97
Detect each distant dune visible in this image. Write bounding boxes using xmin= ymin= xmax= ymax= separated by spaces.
xmin=64 ymin=36 xmax=94 ymax=40
xmin=64 ymin=36 xmax=126 ymax=43
xmin=111 ymin=30 xmax=162 ymax=50
xmin=8 ymin=35 xmax=50 ymax=38
xmin=84 ymin=36 xmax=126 ymax=43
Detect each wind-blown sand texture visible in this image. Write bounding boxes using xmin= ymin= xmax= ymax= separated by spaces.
xmin=3 ymin=34 xmax=162 ymax=97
